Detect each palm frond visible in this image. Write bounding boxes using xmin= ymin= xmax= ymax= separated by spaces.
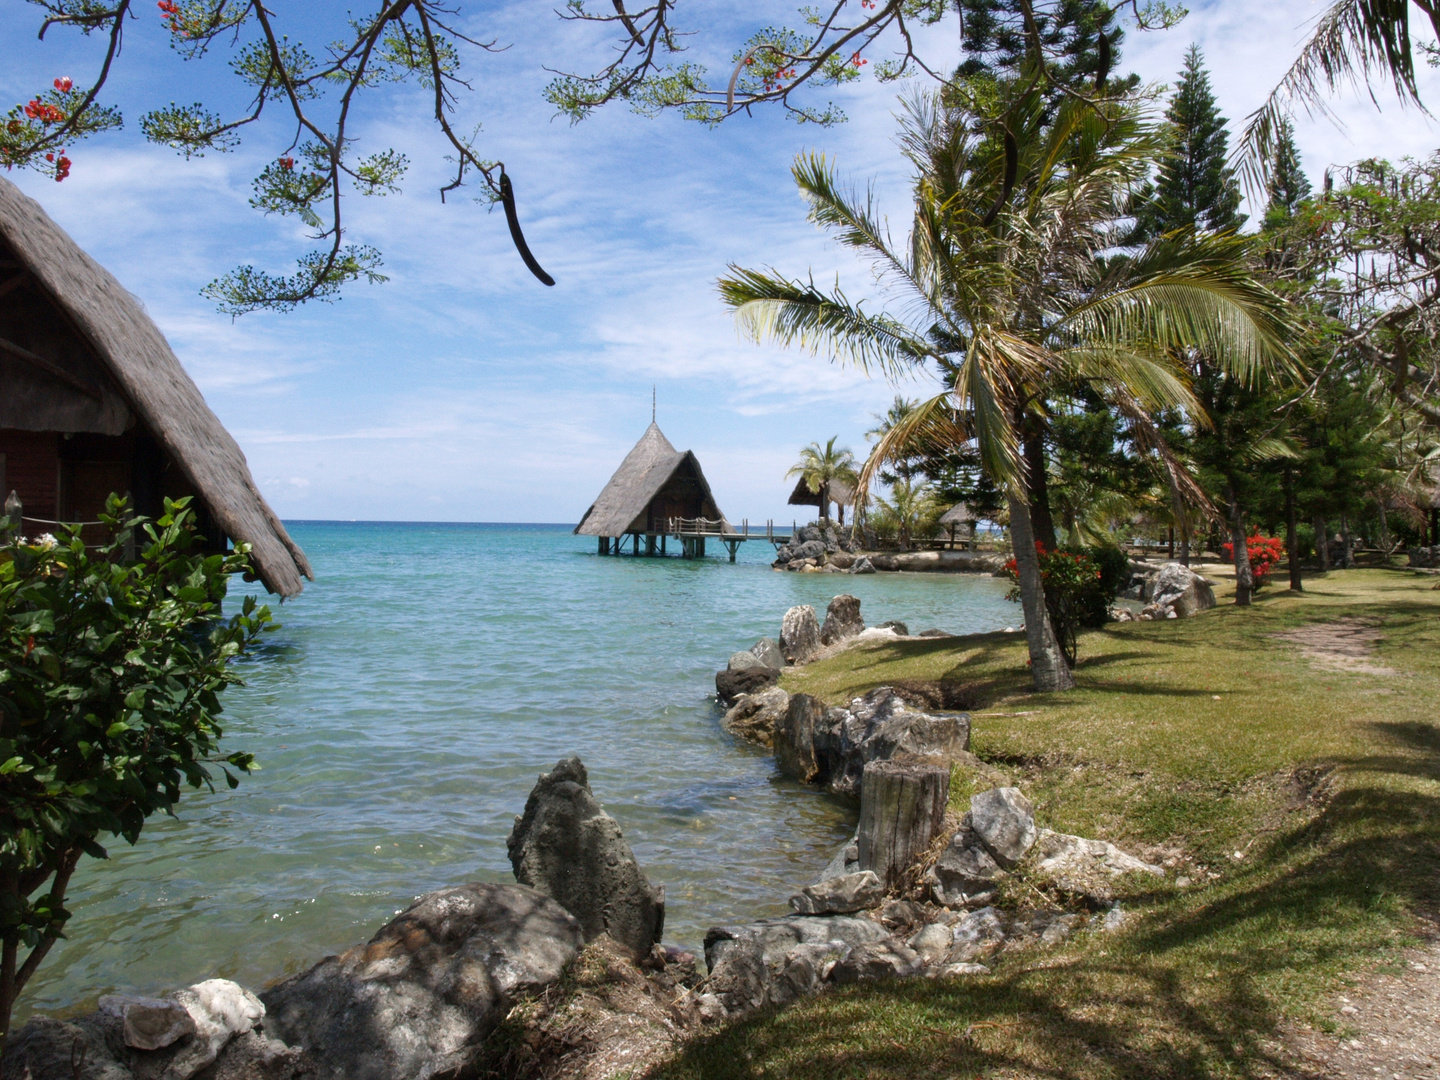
xmin=1059 ymin=344 xmax=1203 ymax=417
xmin=718 ymin=267 xmax=932 ymax=378
xmin=1059 ymin=233 xmax=1297 ymax=385
xmin=854 ymin=393 xmax=968 ymax=506
xmin=1237 ymin=0 xmax=1431 ymax=193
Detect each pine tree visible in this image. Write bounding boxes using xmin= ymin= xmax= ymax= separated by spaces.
xmin=1263 ymin=118 xmax=1312 ymax=229
xmin=955 ymin=0 xmax=1135 ymax=94
xmin=1130 ymin=45 xmax=1245 ymax=240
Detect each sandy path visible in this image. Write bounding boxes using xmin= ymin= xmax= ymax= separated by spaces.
xmin=1273 ymin=618 xmax=1398 ymax=677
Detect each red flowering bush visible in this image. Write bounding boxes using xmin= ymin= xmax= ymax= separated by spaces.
xmin=1222 ymin=534 xmax=1286 ymax=586
xmin=1003 ymin=543 xmax=1114 ymax=664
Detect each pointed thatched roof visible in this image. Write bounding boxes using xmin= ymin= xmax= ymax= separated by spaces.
xmin=0 ymin=176 xmax=312 ymax=597
xmin=574 ymin=422 xmax=731 ymax=536
xmin=788 ymin=476 xmax=854 ymax=508
xmin=939 ymin=502 xmax=974 ymax=525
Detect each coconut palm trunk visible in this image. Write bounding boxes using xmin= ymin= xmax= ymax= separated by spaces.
xmin=1007 ymin=492 xmax=1076 ymax=691
xmin=1227 ymin=481 xmax=1254 ymax=606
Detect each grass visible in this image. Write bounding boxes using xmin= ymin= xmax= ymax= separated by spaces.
xmin=648 ymin=566 xmax=1440 ymax=1080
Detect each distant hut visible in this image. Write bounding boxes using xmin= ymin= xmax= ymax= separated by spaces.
xmin=938 ymin=502 xmax=976 ymax=549
xmin=787 ymin=477 xmax=855 ymax=525
xmin=575 ymin=422 xmax=733 ymax=556
xmin=0 ymin=176 xmax=312 ymax=597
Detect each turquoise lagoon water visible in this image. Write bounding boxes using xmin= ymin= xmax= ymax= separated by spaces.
xmin=21 ymin=522 xmax=1015 ymax=1020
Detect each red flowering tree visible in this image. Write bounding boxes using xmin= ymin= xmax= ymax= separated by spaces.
xmin=1223 ymin=534 xmax=1286 ymax=587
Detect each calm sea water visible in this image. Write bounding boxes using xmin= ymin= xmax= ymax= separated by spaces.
xmin=21 ymin=523 xmax=1014 ymax=1020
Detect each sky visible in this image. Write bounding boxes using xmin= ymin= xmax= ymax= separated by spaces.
xmin=2 ymin=0 xmax=1439 ymax=525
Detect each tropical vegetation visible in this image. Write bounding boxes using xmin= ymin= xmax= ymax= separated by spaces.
xmin=0 ymin=498 xmax=272 ymax=1059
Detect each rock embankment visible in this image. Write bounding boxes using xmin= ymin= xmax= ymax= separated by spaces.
xmin=772 ymin=522 xmax=1005 ymax=575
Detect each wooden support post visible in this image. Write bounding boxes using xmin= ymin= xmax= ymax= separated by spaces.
xmin=856 ymin=760 xmax=950 ymax=889
xmin=646 ymin=534 xmax=657 ymax=556
xmin=598 ymin=536 xmax=607 ymax=556
xmin=724 ymin=538 xmax=740 ymax=562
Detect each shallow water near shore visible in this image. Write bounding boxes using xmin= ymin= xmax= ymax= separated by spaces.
xmin=21 ymin=522 xmax=1014 ymax=1021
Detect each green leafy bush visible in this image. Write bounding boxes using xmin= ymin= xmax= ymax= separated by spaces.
xmin=0 ymin=496 xmax=273 ymax=1053
xmin=1005 ymin=544 xmax=1114 ymax=665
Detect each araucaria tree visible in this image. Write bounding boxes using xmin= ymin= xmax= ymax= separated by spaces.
xmin=0 ymin=498 xmax=272 ymax=1058
xmin=721 ymin=80 xmax=1290 ymax=692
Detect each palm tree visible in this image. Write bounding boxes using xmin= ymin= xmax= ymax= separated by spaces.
xmin=722 ymin=82 xmax=1292 ymax=692
xmin=874 ymin=477 xmax=941 ymax=551
xmin=786 ymin=437 xmax=859 ymax=523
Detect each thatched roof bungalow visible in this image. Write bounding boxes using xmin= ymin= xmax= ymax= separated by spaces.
xmin=575 ymin=422 xmax=733 ymax=550
xmin=787 ymin=476 xmax=854 ymax=524
xmin=0 ymin=176 xmax=312 ymax=596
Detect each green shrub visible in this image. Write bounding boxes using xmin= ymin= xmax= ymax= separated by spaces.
xmin=0 ymin=496 xmax=273 ymax=1054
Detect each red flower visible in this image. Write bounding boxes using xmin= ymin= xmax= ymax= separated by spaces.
xmin=54 ymin=76 xmax=73 ymax=92
xmin=158 ymin=0 xmax=178 ymax=12
xmin=25 ymin=635 xmax=34 ymax=658
xmin=278 ymin=156 xmax=295 ymax=171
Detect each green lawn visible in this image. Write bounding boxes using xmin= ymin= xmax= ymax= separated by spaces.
xmin=649 ymin=567 xmax=1440 ymax=1080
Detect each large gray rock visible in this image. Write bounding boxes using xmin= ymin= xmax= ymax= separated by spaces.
xmin=1147 ymin=562 xmax=1216 ymax=617
xmin=97 ymin=995 xmax=195 ymax=1051
xmin=790 ymin=540 xmax=827 ymax=563
xmin=820 ymin=833 xmax=860 ymax=881
xmin=1409 ymin=546 xmax=1440 ymax=569
xmin=727 ymin=650 xmax=766 ymax=672
xmin=924 ymin=825 xmax=1006 ymax=907
xmin=812 ymin=688 xmax=972 ymax=798
xmin=702 ymin=915 xmax=890 ymax=1014
xmin=7 ymin=981 xmax=274 ymax=1080
xmin=827 ymin=941 xmax=924 ymax=984
xmin=506 ymin=758 xmax=664 ymax=956
xmin=715 ymin=665 xmax=779 ymax=705
xmin=968 ymin=787 xmax=1037 ymax=869
xmin=946 ymin=906 xmax=1007 ymax=963
xmin=193 ymin=1032 xmax=312 ymax=1080
xmin=263 ymin=882 xmax=583 ymax=1080
xmin=775 ymin=693 xmax=825 ymax=783
xmin=787 ymin=871 xmax=885 ymax=915
xmin=750 ymin=638 xmax=785 ymax=670
xmin=819 ymin=594 xmax=864 ymax=646
xmin=1028 ymin=829 xmax=1164 ymax=902
xmin=850 ymin=556 xmax=876 ymax=575
xmin=1 ymin=1016 xmax=132 ymax=1080
xmin=721 ymin=686 xmax=789 ymax=746
xmin=779 ymin=605 xmax=821 ymax=664
xmin=156 ymin=981 xmax=265 ymax=1080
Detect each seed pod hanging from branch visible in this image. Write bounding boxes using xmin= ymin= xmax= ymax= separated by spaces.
xmin=1095 ymin=32 xmax=1112 ymax=91
xmin=981 ymin=130 xmax=1018 ymax=227
xmin=500 ymin=171 xmax=556 ymax=287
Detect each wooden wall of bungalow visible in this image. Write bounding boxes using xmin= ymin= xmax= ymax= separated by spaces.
xmin=0 ymin=235 xmax=215 ymax=545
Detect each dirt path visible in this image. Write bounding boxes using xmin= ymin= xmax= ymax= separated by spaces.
xmin=1274 ymin=618 xmax=1398 ymax=677
xmin=1283 ymin=932 xmax=1440 ymax=1079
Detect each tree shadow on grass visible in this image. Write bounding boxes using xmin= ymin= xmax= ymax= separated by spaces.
xmin=649 ymin=704 xmax=1440 ymax=1080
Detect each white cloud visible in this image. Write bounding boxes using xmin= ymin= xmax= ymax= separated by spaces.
xmin=2 ymin=1 xmax=1435 ymax=522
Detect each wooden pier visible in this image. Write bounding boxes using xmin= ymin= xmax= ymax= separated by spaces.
xmin=596 ymin=518 xmax=794 ymax=562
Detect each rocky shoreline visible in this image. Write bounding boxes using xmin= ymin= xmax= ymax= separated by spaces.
xmin=9 ymin=590 xmax=1188 ymax=1080
xmin=770 ymin=521 xmax=1006 ymax=576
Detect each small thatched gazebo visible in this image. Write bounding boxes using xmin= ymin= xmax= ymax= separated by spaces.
xmin=575 ymin=422 xmax=733 ymax=556
xmin=938 ymin=502 xmax=976 ymax=549
xmin=788 ymin=476 xmax=854 ymax=525
xmin=0 ymin=175 xmax=311 ymax=596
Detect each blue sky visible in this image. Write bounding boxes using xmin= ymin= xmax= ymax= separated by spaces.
xmin=3 ymin=1 xmax=1438 ymax=524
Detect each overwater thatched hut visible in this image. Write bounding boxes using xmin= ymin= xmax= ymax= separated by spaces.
xmin=0 ymin=176 xmax=312 ymax=597
xmin=787 ymin=476 xmax=854 ymax=524
xmin=575 ymin=422 xmax=733 ymax=556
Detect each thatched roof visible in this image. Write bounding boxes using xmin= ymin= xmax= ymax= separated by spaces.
xmin=0 ymin=176 xmax=312 ymax=597
xmin=574 ymin=422 xmax=732 ymax=536
xmin=939 ymin=502 xmax=974 ymax=525
xmin=788 ymin=476 xmax=854 ymax=508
